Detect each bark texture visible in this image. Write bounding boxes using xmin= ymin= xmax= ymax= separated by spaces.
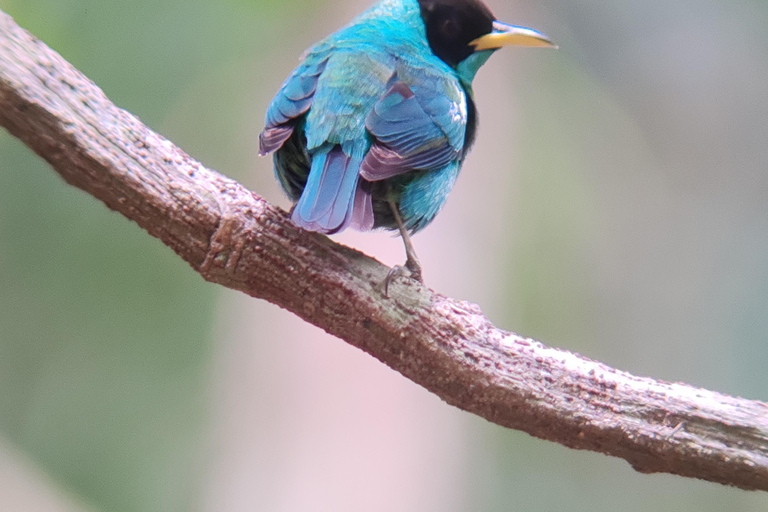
xmin=1 ymin=9 xmax=767 ymax=491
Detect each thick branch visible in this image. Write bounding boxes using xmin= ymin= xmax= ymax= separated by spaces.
xmin=1 ymin=10 xmax=767 ymax=491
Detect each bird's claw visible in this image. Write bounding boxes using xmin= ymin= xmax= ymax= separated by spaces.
xmin=383 ymin=265 xmax=408 ymax=298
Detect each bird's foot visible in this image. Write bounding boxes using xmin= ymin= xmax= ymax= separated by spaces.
xmin=383 ymin=197 xmax=423 ymax=297
xmin=383 ymin=258 xmax=423 ymax=298
xmin=405 ymin=256 xmax=423 ymax=283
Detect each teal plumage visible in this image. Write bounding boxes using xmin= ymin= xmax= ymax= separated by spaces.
xmin=260 ymin=0 xmax=554 ymax=280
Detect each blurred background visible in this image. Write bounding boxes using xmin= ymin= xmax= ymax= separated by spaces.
xmin=1 ymin=0 xmax=767 ymax=510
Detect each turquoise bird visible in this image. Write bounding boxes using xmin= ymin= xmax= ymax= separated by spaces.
xmin=260 ymin=0 xmax=554 ymax=285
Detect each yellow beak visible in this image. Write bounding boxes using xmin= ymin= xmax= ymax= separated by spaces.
xmin=470 ymin=21 xmax=557 ymax=50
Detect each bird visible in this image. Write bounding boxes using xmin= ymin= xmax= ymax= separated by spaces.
xmin=259 ymin=0 xmax=554 ymax=288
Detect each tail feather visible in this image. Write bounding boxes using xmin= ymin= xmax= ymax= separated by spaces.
xmin=292 ymin=146 xmax=361 ymax=234
xmin=351 ymin=179 xmax=375 ymax=231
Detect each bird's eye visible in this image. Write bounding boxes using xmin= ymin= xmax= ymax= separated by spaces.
xmin=419 ymin=2 xmax=494 ymax=67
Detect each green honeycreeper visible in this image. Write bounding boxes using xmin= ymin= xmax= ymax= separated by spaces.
xmin=260 ymin=0 xmax=554 ymax=284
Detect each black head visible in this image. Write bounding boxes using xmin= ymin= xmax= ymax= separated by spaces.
xmin=417 ymin=0 xmax=496 ymax=68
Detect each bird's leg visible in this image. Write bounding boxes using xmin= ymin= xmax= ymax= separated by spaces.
xmin=391 ymin=205 xmax=422 ymax=280
xmin=383 ymin=198 xmax=423 ymax=296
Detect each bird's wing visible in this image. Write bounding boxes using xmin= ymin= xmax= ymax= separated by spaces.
xmin=359 ymin=78 xmax=466 ymax=181
xmin=258 ymin=57 xmax=328 ymax=155
xmin=290 ymin=50 xmax=393 ymax=233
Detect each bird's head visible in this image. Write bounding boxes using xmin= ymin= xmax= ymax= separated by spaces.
xmin=417 ymin=0 xmax=555 ymax=80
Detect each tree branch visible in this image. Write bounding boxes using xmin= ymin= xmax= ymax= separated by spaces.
xmin=1 ymin=9 xmax=767 ymax=491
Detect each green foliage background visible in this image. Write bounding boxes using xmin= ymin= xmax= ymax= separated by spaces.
xmin=1 ymin=0 xmax=767 ymax=510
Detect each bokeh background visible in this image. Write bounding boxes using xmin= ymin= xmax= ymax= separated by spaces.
xmin=1 ymin=0 xmax=767 ymax=510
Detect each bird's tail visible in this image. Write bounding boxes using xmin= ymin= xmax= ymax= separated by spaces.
xmin=292 ymin=145 xmax=373 ymax=234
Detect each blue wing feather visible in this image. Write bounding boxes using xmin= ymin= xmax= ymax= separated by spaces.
xmin=265 ymin=58 xmax=326 ymax=127
xmin=360 ymin=81 xmax=462 ymax=181
xmin=259 ymin=58 xmax=328 ymax=155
